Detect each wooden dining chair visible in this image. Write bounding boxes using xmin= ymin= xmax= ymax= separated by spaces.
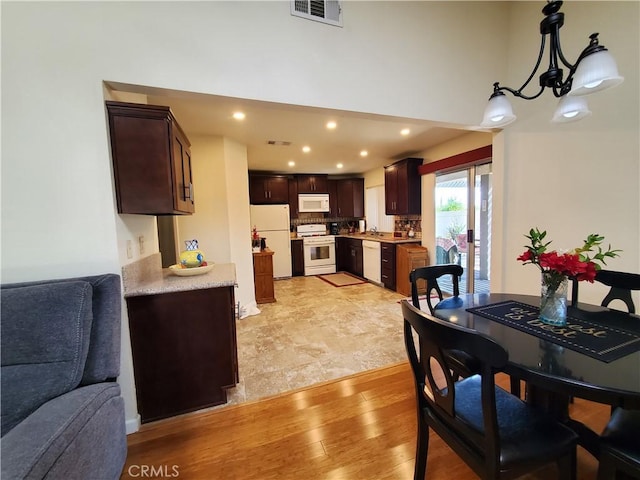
xmin=409 ymin=265 xmax=479 ymax=382
xmin=571 ymin=270 xmax=640 ymax=314
xmin=402 ymin=300 xmax=578 ymax=480
xmin=597 ymin=408 xmax=640 ymax=480
xmin=409 ymin=265 xmax=522 ymax=397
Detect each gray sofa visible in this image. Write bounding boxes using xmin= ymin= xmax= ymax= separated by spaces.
xmin=1 ymin=274 xmax=127 ymax=479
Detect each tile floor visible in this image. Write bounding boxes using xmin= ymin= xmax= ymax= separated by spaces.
xmin=224 ymin=275 xmax=408 ymax=406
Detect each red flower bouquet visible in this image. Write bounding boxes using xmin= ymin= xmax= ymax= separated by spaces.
xmin=518 ymin=228 xmax=620 ymax=325
xmin=517 ymin=228 xmax=620 ymax=288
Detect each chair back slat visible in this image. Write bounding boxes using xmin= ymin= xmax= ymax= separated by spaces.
xmin=572 ymin=270 xmax=640 ymax=314
xmin=410 ymin=264 xmax=463 ymax=314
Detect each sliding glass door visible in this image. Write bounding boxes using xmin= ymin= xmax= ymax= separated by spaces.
xmin=434 ymin=163 xmax=492 ymax=294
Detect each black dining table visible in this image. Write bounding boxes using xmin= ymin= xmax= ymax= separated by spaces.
xmin=432 ymin=292 xmax=640 ymax=457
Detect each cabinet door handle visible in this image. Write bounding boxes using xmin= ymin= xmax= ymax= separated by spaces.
xmin=382 ymin=259 xmax=388 ymax=263
xmin=184 ymin=183 xmax=194 ymax=201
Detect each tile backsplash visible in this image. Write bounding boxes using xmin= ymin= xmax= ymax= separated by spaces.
xmin=395 ymin=215 xmax=421 ymax=233
xmin=291 ymin=212 xmax=422 ymax=237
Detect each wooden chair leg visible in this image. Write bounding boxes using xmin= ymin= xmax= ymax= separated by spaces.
xmin=414 ymin=414 xmax=429 ymax=480
xmin=510 ymin=377 xmax=521 ymax=399
xmin=597 ymin=454 xmax=617 ymax=480
xmin=557 ymin=449 xmax=577 ymax=480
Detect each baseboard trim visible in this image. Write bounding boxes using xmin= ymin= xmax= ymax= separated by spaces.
xmin=125 ymin=414 xmax=141 ymax=435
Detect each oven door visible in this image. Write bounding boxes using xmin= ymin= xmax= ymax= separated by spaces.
xmin=303 ymin=240 xmax=336 ymax=275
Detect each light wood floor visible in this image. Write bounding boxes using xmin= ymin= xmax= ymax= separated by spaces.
xmin=121 ymin=362 xmax=610 ymax=480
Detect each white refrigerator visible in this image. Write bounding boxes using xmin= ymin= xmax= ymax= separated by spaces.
xmin=249 ymin=204 xmax=292 ymax=278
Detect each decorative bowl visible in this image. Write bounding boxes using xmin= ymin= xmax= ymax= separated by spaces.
xmin=168 ymin=263 xmax=214 ymax=277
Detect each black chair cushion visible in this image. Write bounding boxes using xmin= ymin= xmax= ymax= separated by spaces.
xmin=601 ymin=408 xmax=640 ymax=466
xmin=453 ymin=376 xmax=577 ymax=468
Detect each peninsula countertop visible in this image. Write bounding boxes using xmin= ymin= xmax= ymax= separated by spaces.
xmin=122 ymin=253 xmax=236 ymax=298
xmin=338 ymin=233 xmax=422 ymax=244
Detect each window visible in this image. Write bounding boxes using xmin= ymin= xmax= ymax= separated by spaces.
xmin=365 ymin=186 xmax=394 ymax=233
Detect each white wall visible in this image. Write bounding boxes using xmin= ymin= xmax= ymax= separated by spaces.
xmin=222 ymin=137 xmax=256 ymax=313
xmin=2 ymin=1 xmax=637 ymax=431
xmin=176 ymin=136 xmax=232 ymax=265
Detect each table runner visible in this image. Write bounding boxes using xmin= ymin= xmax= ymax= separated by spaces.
xmin=466 ymin=300 xmax=640 ymax=362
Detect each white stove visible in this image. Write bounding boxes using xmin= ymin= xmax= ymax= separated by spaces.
xmin=297 ymin=224 xmax=336 ymax=275
xmin=296 ymin=224 xmax=330 ymax=237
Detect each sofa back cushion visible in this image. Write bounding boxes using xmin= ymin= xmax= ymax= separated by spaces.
xmin=1 ymin=281 xmax=93 ymax=436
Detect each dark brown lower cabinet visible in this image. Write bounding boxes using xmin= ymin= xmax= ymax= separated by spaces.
xmin=291 ymin=239 xmax=304 ymax=276
xmin=126 ymin=286 xmax=238 ymax=423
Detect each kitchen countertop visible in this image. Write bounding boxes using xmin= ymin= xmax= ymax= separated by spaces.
xmin=122 ymin=252 xmax=236 ymax=298
xmin=290 ymin=232 xmax=421 ymax=244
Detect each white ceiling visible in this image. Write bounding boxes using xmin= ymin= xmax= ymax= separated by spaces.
xmin=109 ymin=82 xmax=473 ymax=175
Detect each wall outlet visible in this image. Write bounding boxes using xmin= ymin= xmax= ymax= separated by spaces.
xmin=126 ymin=240 xmax=133 ymax=259
xmin=138 ymin=236 xmax=145 ymax=255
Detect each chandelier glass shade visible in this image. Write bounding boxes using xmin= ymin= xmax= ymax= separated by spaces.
xmin=480 ymin=1 xmax=623 ymax=128
xmin=569 ymin=49 xmax=624 ymax=96
xmin=551 ymin=95 xmax=591 ymax=123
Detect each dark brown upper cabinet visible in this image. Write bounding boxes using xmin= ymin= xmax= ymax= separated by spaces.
xmin=384 ymin=158 xmax=422 ymax=215
xmin=328 ymin=178 xmax=364 ymax=218
xmin=288 ymin=177 xmax=299 ymax=219
xmin=248 ymin=174 xmax=289 ymax=204
xmin=106 ymin=101 xmax=194 ymax=215
xmin=336 ymin=178 xmax=364 ymax=218
xmin=297 ymin=175 xmax=328 ymax=193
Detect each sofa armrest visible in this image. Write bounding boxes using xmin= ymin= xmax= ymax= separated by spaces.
xmin=1 ymin=383 xmax=126 ymax=480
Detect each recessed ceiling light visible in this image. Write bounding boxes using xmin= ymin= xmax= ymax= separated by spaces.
xmin=400 ymin=128 xmax=410 ymax=136
xmin=326 ymin=121 xmax=337 ymax=129
xmin=302 ymin=146 xmax=311 ymax=153
xmin=288 ymin=161 xmax=295 ymax=167
xmin=360 ymin=150 xmax=368 ymax=157
xmin=233 ymin=112 xmax=245 ymax=120
xmin=337 ymin=163 xmax=343 ymax=169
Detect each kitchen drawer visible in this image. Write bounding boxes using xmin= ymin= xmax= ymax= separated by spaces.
xmin=381 ymin=266 xmax=395 ymax=291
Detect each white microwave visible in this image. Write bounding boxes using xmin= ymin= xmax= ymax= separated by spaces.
xmin=298 ymin=193 xmax=330 ymax=213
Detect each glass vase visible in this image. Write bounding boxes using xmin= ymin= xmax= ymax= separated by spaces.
xmin=540 ymin=272 xmax=568 ymax=326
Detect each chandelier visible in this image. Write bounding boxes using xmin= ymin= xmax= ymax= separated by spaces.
xmin=480 ymin=1 xmax=624 ymax=128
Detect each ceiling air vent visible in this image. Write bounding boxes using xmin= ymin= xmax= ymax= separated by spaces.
xmin=267 ymin=140 xmax=292 ymax=146
xmin=291 ymin=0 xmax=343 ymax=27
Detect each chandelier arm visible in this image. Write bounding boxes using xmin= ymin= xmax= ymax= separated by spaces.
xmin=553 ymin=31 xmax=576 ymax=71
xmin=552 ymin=28 xmax=577 ymax=96
xmin=498 ymin=84 xmax=546 ymax=101
xmin=511 ymin=34 xmax=547 ymax=96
